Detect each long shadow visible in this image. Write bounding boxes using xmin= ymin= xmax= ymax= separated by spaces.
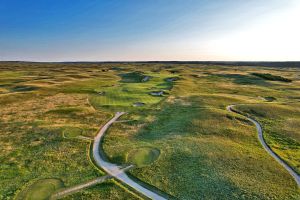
xmin=213 ymin=73 xmax=273 ymax=86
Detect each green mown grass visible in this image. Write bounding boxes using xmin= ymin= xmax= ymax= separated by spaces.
xmin=119 ymin=71 xmax=147 ymax=83
xmin=15 ymin=178 xmax=64 ymax=200
xmin=103 ymin=98 xmax=299 ymax=199
xmin=63 ymin=127 xmax=83 ymax=138
xmin=0 ymin=62 xmax=299 ymax=200
xmin=126 ymin=147 xmax=160 ymax=167
xmin=89 ymin=72 xmax=173 ymax=111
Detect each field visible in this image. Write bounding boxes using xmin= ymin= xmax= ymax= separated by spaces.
xmin=0 ymin=62 xmax=299 ymax=199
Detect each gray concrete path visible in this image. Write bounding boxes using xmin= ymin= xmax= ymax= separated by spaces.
xmin=227 ymin=105 xmax=300 ymax=187
xmin=93 ymin=112 xmax=167 ymax=200
xmin=50 ymin=175 xmax=111 ymax=199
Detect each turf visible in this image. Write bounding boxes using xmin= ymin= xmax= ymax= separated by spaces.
xmin=63 ymin=127 xmax=83 ymax=138
xmin=235 ymin=103 xmax=300 ymax=174
xmin=15 ymin=178 xmax=64 ymax=200
xmin=119 ymin=71 xmax=148 ymax=83
xmin=0 ymin=62 xmax=299 ymax=200
xmin=126 ymin=147 xmax=160 ymax=167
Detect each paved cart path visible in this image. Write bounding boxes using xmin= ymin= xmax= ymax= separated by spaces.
xmin=227 ymin=105 xmax=300 ymax=187
xmin=92 ymin=112 xmax=167 ymax=200
xmin=51 ymin=175 xmax=111 ymax=199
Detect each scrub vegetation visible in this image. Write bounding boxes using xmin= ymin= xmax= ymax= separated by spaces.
xmin=235 ymin=103 xmax=300 ymax=174
xmin=0 ymin=61 xmax=299 ymax=200
xmin=252 ymin=72 xmax=292 ymax=82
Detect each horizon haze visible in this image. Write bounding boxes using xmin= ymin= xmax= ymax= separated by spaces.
xmin=1 ymin=0 xmax=300 ymax=61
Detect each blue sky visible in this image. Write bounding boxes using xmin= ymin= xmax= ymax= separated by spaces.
xmin=1 ymin=0 xmax=299 ymax=61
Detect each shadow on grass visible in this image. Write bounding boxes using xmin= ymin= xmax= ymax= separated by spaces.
xmin=10 ymin=85 xmax=39 ymax=92
xmin=213 ymin=73 xmax=273 ymax=86
xmin=134 ymin=101 xmax=199 ymax=141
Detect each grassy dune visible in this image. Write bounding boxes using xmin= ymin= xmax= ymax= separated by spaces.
xmin=235 ymin=103 xmax=300 ymax=174
xmin=0 ymin=62 xmax=299 ymax=199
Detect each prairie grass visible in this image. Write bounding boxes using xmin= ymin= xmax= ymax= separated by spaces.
xmin=0 ymin=62 xmax=299 ymax=199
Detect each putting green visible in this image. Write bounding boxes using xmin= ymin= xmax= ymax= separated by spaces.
xmin=15 ymin=178 xmax=64 ymax=200
xmin=63 ymin=127 xmax=83 ymax=138
xmin=127 ymin=147 xmax=160 ymax=167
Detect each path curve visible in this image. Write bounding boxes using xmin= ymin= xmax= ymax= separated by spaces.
xmin=227 ymin=105 xmax=300 ymax=187
xmin=92 ymin=112 xmax=167 ymax=200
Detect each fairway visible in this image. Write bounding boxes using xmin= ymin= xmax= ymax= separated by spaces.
xmin=89 ymin=72 xmax=174 ymax=110
xmin=3 ymin=1 xmax=300 ymax=199
xmin=0 ymin=62 xmax=299 ymax=200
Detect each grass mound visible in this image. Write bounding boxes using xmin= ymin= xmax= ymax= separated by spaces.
xmin=252 ymin=73 xmax=292 ymax=82
xmin=1 ymin=62 xmax=299 ymax=199
xmin=15 ymin=178 xmax=64 ymax=200
xmin=235 ymin=104 xmax=300 ymax=173
xmin=127 ymin=147 xmax=160 ymax=167
xmin=63 ymin=127 xmax=83 ymax=138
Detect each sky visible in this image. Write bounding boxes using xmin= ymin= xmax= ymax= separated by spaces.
xmin=0 ymin=0 xmax=300 ymax=61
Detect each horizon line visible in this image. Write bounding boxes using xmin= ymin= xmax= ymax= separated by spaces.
xmin=1 ymin=60 xmax=300 ymax=63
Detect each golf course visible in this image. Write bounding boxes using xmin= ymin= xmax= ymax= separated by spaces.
xmin=0 ymin=62 xmax=299 ymax=199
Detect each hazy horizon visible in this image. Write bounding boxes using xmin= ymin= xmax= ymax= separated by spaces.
xmin=1 ymin=0 xmax=300 ymax=62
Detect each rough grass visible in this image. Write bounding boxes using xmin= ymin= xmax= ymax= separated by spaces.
xmin=0 ymin=78 xmax=131 ymax=199
xmin=235 ymin=104 xmax=300 ymax=174
xmin=0 ymin=62 xmax=299 ymax=200
xmin=104 ymin=99 xmax=299 ymax=199
xmin=63 ymin=181 xmax=139 ymax=200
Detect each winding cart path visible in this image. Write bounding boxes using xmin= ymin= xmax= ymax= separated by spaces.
xmin=227 ymin=105 xmax=300 ymax=187
xmin=92 ymin=112 xmax=167 ymax=200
